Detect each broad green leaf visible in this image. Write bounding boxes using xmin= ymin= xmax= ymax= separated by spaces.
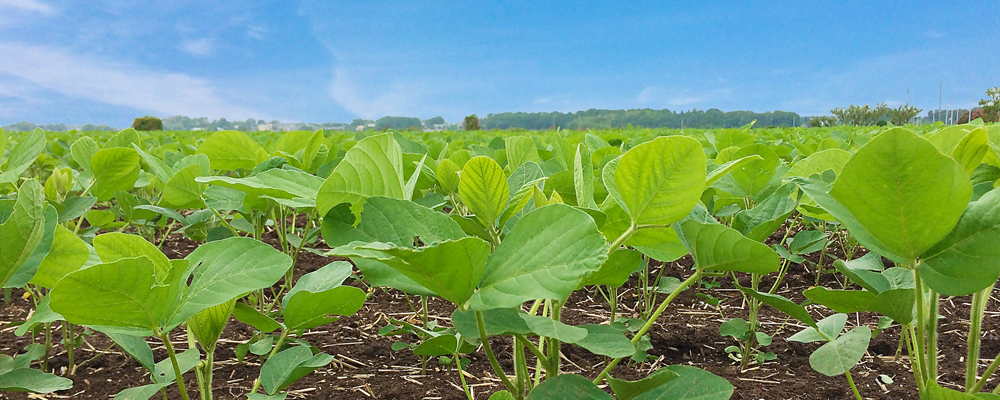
xmin=829 ymin=128 xmax=971 ymax=261
xmin=488 ymin=391 xmax=515 ymax=400
xmin=927 ymin=125 xmax=975 ymax=155
xmin=789 ymin=313 xmax=848 ymax=344
xmin=30 ymin=225 xmax=89 ymax=288
xmin=133 ymin=205 xmax=189 ymax=225
xmin=519 ymin=314 xmax=588 ymax=342
xmin=197 ymin=130 xmax=265 ymax=171
xmin=104 ymin=128 xmax=141 ymax=149
xmin=719 ymin=318 xmax=750 ymax=338
xmin=575 ymin=144 xmax=597 ymax=209
xmin=90 ymin=147 xmax=141 ymax=201
xmin=0 ymin=368 xmax=73 ymax=393
xmin=0 ymin=129 xmax=45 ymax=184
xmin=14 ymin=295 xmax=62 ymax=336
xmin=580 ymin=248 xmax=643 ymax=288
xmin=93 ymin=232 xmax=174 ymax=283
xmin=574 ymin=323 xmax=636 ymax=358
xmin=316 ymin=134 xmax=405 ymax=216
xmin=809 ymin=326 xmax=871 ymax=376
xmin=601 ymin=200 xmax=687 ymax=262
xmin=133 ymin=145 xmax=175 ymax=183
xmin=803 ymin=288 xmax=876 ymax=313
xmin=0 ymin=180 xmax=46 ymax=287
xmin=615 ymin=136 xmax=705 ymax=226
xmin=197 ymin=168 xmax=324 ymax=200
xmin=105 ymin=332 xmax=155 ymax=373
xmin=247 ymin=394 xmax=288 ymax=400
xmin=740 ymin=288 xmax=817 ymax=328
xmin=284 ymin=286 xmax=366 ymax=331
xmin=187 ymin=299 xmax=235 ymax=351
xmin=926 ymin=382 xmax=997 ymax=399
xmin=633 ymin=365 xmax=734 ymax=400
xmin=259 ymin=346 xmax=334 ymax=395
xmin=499 ymin=176 xmax=546 ymax=230
xmin=325 ymin=196 xmax=465 ymax=248
xmin=459 ymin=156 xmax=509 ymax=227
xmin=705 ymin=154 xmax=763 ymax=187
xmin=451 ymin=308 xmax=532 ymax=340
xmin=525 ymin=374 xmax=614 ymax=400
xmin=792 ymin=176 xmax=901 ymax=260
xmin=6 ymin=205 xmax=57 ymax=288
xmin=435 ymin=158 xmax=461 ymax=192
xmin=608 ymin=368 xmax=680 ymax=400
xmin=114 ymin=382 xmax=172 ymax=400
xmin=70 ymin=136 xmax=100 ymax=172
xmin=785 ymin=148 xmax=852 ymax=179
xmin=470 ymin=205 xmax=607 ymax=310
xmin=726 ymin=144 xmax=779 ymax=198
xmin=232 ymin=302 xmax=283 ymax=333
xmin=677 ymin=220 xmax=779 ymax=274
xmin=167 ymin=237 xmax=292 ymax=328
xmin=152 ymin=348 xmax=200 ymax=383
xmin=403 ymin=153 xmax=427 ymax=200
xmin=355 ymin=238 xmax=490 ymax=305
xmin=732 ymin=183 xmax=797 ymax=242
xmin=412 ymin=334 xmax=459 ymax=356
xmin=505 ymin=136 xmax=539 ymax=172
xmin=50 ymin=257 xmax=172 ymax=332
xmin=920 ymin=188 xmax=1000 ymax=295
xmin=161 ymin=164 xmax=205 ymax=209
xmin=952 ymin=127 xmax=989 ymax=176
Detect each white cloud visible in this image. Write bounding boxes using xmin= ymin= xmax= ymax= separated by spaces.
xmin=0 ymin=0 xmax=54 ymax=14
xmin=247 ymin=24 xmax=267 ymax=40
xmin=0 ymin=41 xmax=262 ymax=120
xmin=636 ymin=86 xmax=657 ymax=103
xmin=924 ymin=30 xmax=946 ymax=39
xmin=328 ymin=68 xmax=425 ymax=119
xmin=636 ymin=86 xmax=731 ymax=107
xmin=181 ymin=38 xmax=214 ymax=56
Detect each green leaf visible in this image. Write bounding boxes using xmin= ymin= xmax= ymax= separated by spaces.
xmin=412 ymin=334 xmax=459 ymax=356
xmin=574 ymin=323 xmax=636 ymax=358
xmin=786 ymin=148 xmax=852 ymax=179
xmin=93 ymin=232 xmax=176 ymax=282
xmin=705 ymin=155 xmax=763 ymax=187
xmin=499 ymin=176 xmax=546 ymax=230
xmin=719 ymin=318 xmax=750 ymax=339
xmin=732 ymin=183 xmax=797 ymax=241
xmin=133 ymin=144 xmax=176 ymax=183
xmin=167 ymin=237 xmax=292 ymax=328
xmin=114 ymin=382 xmax=172 ymax=400
xmin=525 ymin=374 xmax=615 ymax=400
xmin=187 ymin=299 xmax=235 ymax=351
xmin=259 ymin=346 xmax=334 ymax=395
xmin=451 ymin=308 xmax=532 ymax=340
xmin=104 ymin=332 xmax=155 ymax=373
xmin=926 ymin=382 xmax=998 ymax=399
xmin=90 ymin=147 xmax=141 ymax=201
xmin=435 ymin=158 xmax=461 ymax=192
xmin=789 ymin=313 xmax=848 ymax=344
xmin=633 ymin=365 xmax=734 ymax=400
xmin=283 ymin=285 xmax=366 ymax=331
xmin=829 ymin=127 xmax=972 ymax=261
xmin=459 ymin=156 xmax=509 ymax=227
xmin=575 ymin=144 xmax=598 ymax=209
xmin=505 ymin=136 xmax=540 ymax=172
xmin=803 ymin=288 xmax=876 ymax=314
xmin=580 ymin=248 xmax=643 ymax=288
xmin=608 ymin=367 xmax=680 ymax=400
xmin=488 ymin=391 xmax=515 ymax=400
xmin=30 ymin=225 xmax=89 ymax=288
xmin=677 ymin=220 xmax=779 ymax=274
xmin=152 ymin=348 xmax=200 ymax=383
xmin=739 ymin=287 xmax=817 ymax=328
xmin=353 ymin=238 xmax=490 ymax=305
xmin=161 ymin=164 xmax=205 ymax=209
xmin=470 ymin=204 xmax=607 ymax=310
xmin=247 ymin=394 xmax=288 ymax=400
xmin=0 ymin=129 xmax=45 ymax=184
xmin=70 ymin=136 xmax=100 ymax=172
xmin=316 ymin=134 xmax=405 ymax=216
xmin=726 ymin=144 xmax=780 ymax=198
xmin=952 ymin=127 xmax=989 ymax=176
xmin=0 ymin=180 xmax=46 ymax=287
xmin=0 ymin=368 xmax=73 ymax=393
xmin=232 ymin=303 xmax=283 ymax=333
xmin=920 ymin=188 xmax=1000 ymax=295
xmin=808 ymin=326 xmax=871 ymax=376
xmin=615 ymin=136 xmax=705 ymax=226
xmin=197 ymin=130 xmax=265 ymax=171
xmin=50 ymin=257 xmax=172 ymax=332
xmin=197 ymin=168 xmax=324 ymax=200
xmin=519 ymin=314 xmax=588 ymax=342
xmin=14 ymin=295 xmax=62 ymax=336
xmin=791 ymin=176 xmax=901 ymax=259
xmin=7 ymin=205 xmax=57 ymax=288
xmin=324 ymin=196 xmax=465 ymax=248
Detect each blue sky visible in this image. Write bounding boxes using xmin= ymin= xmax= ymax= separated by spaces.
xmin=0 ymin=0 xmax=997 ymax=126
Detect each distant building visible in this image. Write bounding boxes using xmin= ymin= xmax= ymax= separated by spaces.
xmin=257 ymin=123 xmax=272 ymax=131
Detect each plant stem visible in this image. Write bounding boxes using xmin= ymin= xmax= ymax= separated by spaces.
xmin=845 ymin=371 xmax=863 ymax=400
xmin=454 ymin=352 xmax=474 ymax=400
xmin=608 ymin=224 xmax=636 ymax=254
xmin=475 ymin=311 xmax=518 ymax=398
xmin=972 ymin=338 xmax=1000 ymax=393
xmin=593 ymin=270 xmax=703 ymax=384
xmin=161 ymin=333 xmax=191 ymax=400
xmin=42 ymin=322 xmax=51 ymax=372
xmin=968 ymin=284 xmax=993 ymax=391
xmin=64 ymin=323 xmax=76 ymax=375
xmin=547 ymin=300 xmax=563 ymax=377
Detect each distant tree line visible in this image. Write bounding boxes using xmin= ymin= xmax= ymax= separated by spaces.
xmin=480 ymin=108 xmax=802 ymax=130
xmin=1 ymin=121 xmax=118 ymax=132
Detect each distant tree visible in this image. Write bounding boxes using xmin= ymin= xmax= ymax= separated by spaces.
xmin=132 ymin=116 xmax=163 ymax=131
xmin=464 ymin=114 xmax=480 ymax=130
xmin=808 ymin=116 xmax=838 ymax=127
xmin=886 ymin=104 xmax=923 ymax=126
xmin=959 ymin=108 xmax=1000 ymax=124
xmin=376 ymin=116 xmax=422 ymax=131
xmin=830 ymin=103 xmax=888 ymax=126
xmin=424 ymin=116 xmax=445 ymax=126
xmin=980 ymin=87 xmax=1000 ymax=114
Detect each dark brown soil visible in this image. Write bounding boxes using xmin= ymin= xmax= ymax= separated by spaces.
xmin=1 ymin=227 xmax=997 ymax=400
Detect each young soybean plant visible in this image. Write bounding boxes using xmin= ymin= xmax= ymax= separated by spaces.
xmin=48 ymin=233 xmax=292 ymax=400
xmin=754 ymin=127 xmax=1000 ymax=399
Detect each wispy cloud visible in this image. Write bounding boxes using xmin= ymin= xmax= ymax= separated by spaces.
xmin=636 ymin=86 xmax=732 ymax=107
xmin=247 ymin=24 xmax=267 ymax=40
xmin=181 ymin=38 xmax=214 ymax=57
xmin=924 ymin=30 xmax=946 ymax=39
xmin=0 ymin=0 xmax=55 ymax=14
xmin=0 ymin=41 xmax=263 ymax=120
xmin=328 ymin=68 xmax=426 ymax=119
